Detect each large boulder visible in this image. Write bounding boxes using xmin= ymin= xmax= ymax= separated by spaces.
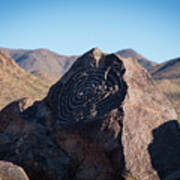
xmin=0 ymin=48 xmax=179 ymax=180
xmin=120 ymin=54 xmax=179 ymax=179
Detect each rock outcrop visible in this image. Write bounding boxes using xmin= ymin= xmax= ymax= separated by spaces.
xmin=0 ymin=48 xmax=179 ymax=180
xmin=120 ymin=54 xmax=179 ymax=179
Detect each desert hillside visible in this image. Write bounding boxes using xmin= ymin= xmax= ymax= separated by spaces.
xmin=31 ymin=70 xmax=60 ymax=83
xmin=150 ymin=57 xmax=180 ymax=119
xmin=151 ymin=57 xmax=180 ymax=80
xmin=0 ymin=50 xmax=51 ymax=110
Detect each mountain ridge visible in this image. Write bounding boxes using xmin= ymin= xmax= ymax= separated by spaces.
xmin=151 ymin=57 xmax=180 ymax=79
xmin=0 ymin=47 xmax=77 ymax=75
xmin=1 ymin=47 xmax=157 ymax=75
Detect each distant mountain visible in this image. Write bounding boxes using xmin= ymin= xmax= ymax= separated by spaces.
xmin=151 ymin=57 xmax=180 ymax=80
xmin=1 ymin=47 xmax=157 ymax=74
xmin=0 ymin=48 xmax=77 ymax=75
xmin=116 ymin=48 xmax=157 ymax=70
xmin=0 ymin=50 xmax=51 ymax=109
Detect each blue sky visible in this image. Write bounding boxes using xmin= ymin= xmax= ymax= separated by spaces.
xmin=0 ymin=0 xmax=180 ymax=62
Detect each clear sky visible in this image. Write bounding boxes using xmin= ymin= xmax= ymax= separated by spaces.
xmin=0 ymin=0 xmax=180 ymax=63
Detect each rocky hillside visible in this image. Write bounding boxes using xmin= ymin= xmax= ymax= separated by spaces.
xmin=150 ymin=57 xmax=180 ymax=119
xmin=117 ymin=48 xmax=157 ymax=70
xmin=0 ymin=47 xmax=77 ymax=75
xmin=31 ymin=70 xmax=60 ymax=84
xmin=155 ymin=79 xmax=180 ymax=119
xmin=0 ymin=50 xmax=50 ymax=110
xmin=151 ymin=57 xmax=180 ymax=80
xmin=0 ymin=48 xmax=179 ymax=180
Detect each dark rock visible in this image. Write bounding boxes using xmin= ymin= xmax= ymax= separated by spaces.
xmin=0 ymin=48 xmax=178 ymax=180
xmin=0 ymin=97 xmax=33 ymax=133
xmin=148 ymin=121 xmax=180 ymax=180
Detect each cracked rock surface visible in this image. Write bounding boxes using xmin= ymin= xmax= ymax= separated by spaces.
xmin=0 ymin=48 xmax=179 ymax=180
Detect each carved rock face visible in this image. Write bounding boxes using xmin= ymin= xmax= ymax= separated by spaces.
xmin=47 ymin=48 xmax=127 ymax=126
xmin=0 ymin=48 xmax=179 ymax=180
xmin=44 ymin=49 xmax=128 ymax=179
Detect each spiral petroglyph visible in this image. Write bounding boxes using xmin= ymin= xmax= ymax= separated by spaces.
xmin=47 ymin=49 xmax=127 ymax=125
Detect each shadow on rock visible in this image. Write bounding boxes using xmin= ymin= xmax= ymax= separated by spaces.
xmin=148 ymin=120 xmax=180 ymax=180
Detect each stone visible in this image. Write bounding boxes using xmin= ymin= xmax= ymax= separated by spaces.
xmin=0 ymin=98 xmax=33 ymax=133
xmin=0 ymin=48 xmax=179 ymax=180
xmin=0 ymin=161 xmax=29 ymax=180
xmin=118 ymin=55 xmax=179 ymax=180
